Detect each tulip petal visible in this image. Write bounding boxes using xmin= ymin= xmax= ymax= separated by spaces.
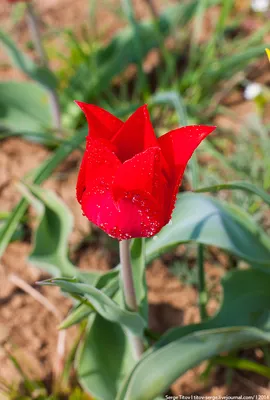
xmin=80 ymin=145 xmax=165 ymax=239
xmin=111 ymin=105 xmax=158 ymax=162
xmin=158 ymin=125 xmax=216 ymax=178
xmin=158 ymin=125 xmax=216 ymax=223
xmin=76 ymin=137 xmax=121 ymax=204
xmin=75 ymin=101 xmax=123 ymax=140
xmin=76 ymin=151 xmax=88 ymax=204
xmin=112 ymin=146 xmax=165 ymax=203
xmin=81 ymin=186 xmax=162 ymax=239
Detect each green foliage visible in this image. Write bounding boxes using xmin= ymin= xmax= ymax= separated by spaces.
xmin=0 ymin=30 xmax=58 ymax=90
xmin=0 ymin=127 xmax=87 ymax=258
xmin=196 ymin=181 xmax=270 ymax=206
xmin=146 ymin=192 xmax=270 ymax=268
xmin=62 ymin=0 xmax=218 ymax=113
xmin=0 ymin=213 xmax=24 ymax=242
xmin=19 ymin=182 xmax=77 ymax=276
xmin=0 ymin=352 xmax=88 ymax=399
xmin=77 ymin=315 xmax=135 ymax=400
xmin=205 ymin=44 xmax=267 ymax=83
xmin=0 ymin=130 xmax=64 ymax=147
xmin=0 ymin=81 xmax=53 ymax=132
xmin=117 ymin=268 xmax=270 ymax=400
xmin=41 ymin=278 xmax=146 ymax=336
xmin=211 ymin=355 xmax=270 ymax=379
xmin=59 ymin=272 xmax=119 ymax=329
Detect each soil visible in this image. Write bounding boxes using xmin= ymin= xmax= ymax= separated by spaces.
xmin=1 ymin=0 xmax=270 ymax=398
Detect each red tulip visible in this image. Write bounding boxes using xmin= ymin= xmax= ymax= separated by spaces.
xmin=76 ymin=102 xmax=215 ymax=240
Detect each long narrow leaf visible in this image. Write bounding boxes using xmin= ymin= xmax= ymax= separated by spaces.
xmin=0 ymin=30 xmax=57 ymax=90
xmin=0 ymin=127 xmax=87 ymax=258
xmin=146 ymin=193 xmax=270 ymax=268
xmin=196 ymin=181 xmax=270 ymax=206
xmin=117 ymin=268 xmax=270 ymax=399
xmin=42 ymin=278 xmax=146 ymax=336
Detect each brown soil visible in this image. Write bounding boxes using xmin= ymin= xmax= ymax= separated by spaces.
xmin=1 ymin=0 xmax=270 ymax=397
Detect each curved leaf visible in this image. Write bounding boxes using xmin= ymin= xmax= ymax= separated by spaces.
xmin=60 ymin=273 xmax=119 ymax=329
xmin=212 ymin=355 xmax=270 ymax=379
xmin=0 ymin=213 xmax=24 ymax=242
xmin=0 ymin=130 xmax=63 ymax=147
xmin=146 ymin=193 xmax=270 ymax=268
xmin=206 ymin=43 xmax=267 ymax=81
xmin=20 ymin=183 xmax=76 ymax=276
xmin=117 ymin=269 xmax=270 ymax=400
xmin=0 ymin=127 xmax=87 ymax=258
xmin=0 ymin=81 xmax=53 ymax=132
xmin=0 ymin=29 xmax=58 ymax=90
xmin=60 ymin=303 xmax=93 ymax=330
xmin=45 ymin=278 xmax=146 ymax=336
xmin=196 ymin=181 xmax=270 ymax=206
xmin=77 ymin=315 xmax=135 ymax=400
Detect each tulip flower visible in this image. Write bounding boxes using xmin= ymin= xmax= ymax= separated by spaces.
xmin=76 ymin=102 xmax=215 ymax=240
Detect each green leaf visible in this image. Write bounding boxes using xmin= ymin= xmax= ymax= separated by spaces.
xmin=64 ymin=0 xmax=219 ymax=110
xmin=146 ymin=193 xmax=270 ymax=268
xmin=95 ymin=269 xmax=119 ymax=290
xmin=0 ymin=130 xmax=63 ymax=147
xmin=0 ymin=213 xmax=24 ymax=242
xmin=59 ymin=303 xmax=93 ymax=330
xmin=44 ymin=278 xmax=146 ymax=336
xmin=151 ymin=91 xmax=188 ymax=126
xmin=0 ymin=127 xmax=87 ymax=258
xmin=60 ymin=272 xmax=120 ymax=329
xmin=77 ymin=315 xmax=135 ymax=400
xmin=0 ymin=30 xmax=58 ymax=90
xmin=20 ymin=183 xmax=76 ymax=277
xmin=212 ymin=355 xmax=270 ymax=379
xmin=0 ymin=81 xmax=53 ymax=132
xmin=195 ymin=181 xmax=270 ymax=206
xmin=206 ymin=43 xmax=267 ymax=82
xmin=117 ymin=268 xmax=270 ymax=400
xmin=58 ymin=303 xmax=94 ymax=329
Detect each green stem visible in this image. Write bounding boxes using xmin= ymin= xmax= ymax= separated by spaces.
xmin=198 ymin=243 xmax=208 ymax=321
xmin=25 ymin=1 xmax=61 ymax=131
xmin=119 ymin=240 xmax=144 ymax=359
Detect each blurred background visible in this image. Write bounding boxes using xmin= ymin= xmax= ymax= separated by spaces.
xmin=0 ymin=0 xmax=270 ymax=398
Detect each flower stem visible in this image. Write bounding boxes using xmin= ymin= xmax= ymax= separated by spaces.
xmin=25 ymin=1 xmax=61 ymax=131
xmin=119 ymin=240 xmax=144 ymax=359
xmin=198 ymin=243 xmax=208 ymax=321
